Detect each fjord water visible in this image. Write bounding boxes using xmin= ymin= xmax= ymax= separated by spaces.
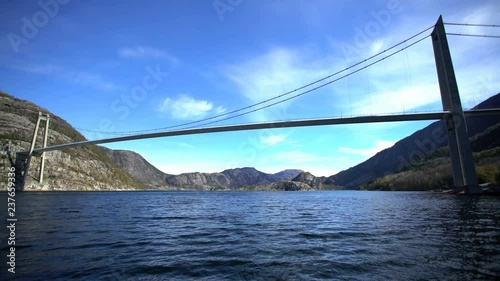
xmin=1 ymin=191 xmax=499 ymax=280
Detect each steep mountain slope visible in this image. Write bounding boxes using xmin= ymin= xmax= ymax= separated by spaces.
xmin=100 ymin=147 xmax=171 ymax=187
xmin=0 ymin=91 xmax=144 ymax=191
xmin=361 ymin=123 xmax=500 ymax=191
xmin=269 ymin=169 xmax=304 ymax=181
xmin=330 ymin=93 xmax=500 ymax=189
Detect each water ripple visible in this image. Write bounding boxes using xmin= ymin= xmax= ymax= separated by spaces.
xmin=1 ymin=191 xmax=499 ymax=280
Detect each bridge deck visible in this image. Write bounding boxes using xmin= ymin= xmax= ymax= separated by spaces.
xmin=30 ymin=109 xmax=500 ymax=153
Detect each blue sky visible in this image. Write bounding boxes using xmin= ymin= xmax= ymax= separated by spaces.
xmin=1 ymin=0 xmax=499 ymax=176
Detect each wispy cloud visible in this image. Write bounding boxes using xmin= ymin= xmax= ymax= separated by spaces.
xmin=10 ymin=62 xmax=117 ymax=91
xmin=260 ymin=134 xmax=286 ymax=146
xmin=223 ymin=47 xmax=329 ymax=121
xmin=329 ymin=3 xmax=500 ymax=114
xmin=73 ymin=72 xmax=116 ymax=91
xmin=222 ymin=39 xmax=443 ymax=122
xmin=338 ymin=140 xmax=395 ymax=157
xmin=118 ymin=46 xmax=178 ymax=64
xmin=158 ymin=94 xmax=226 ymax=120
xmin=215 ymin=105 xmax=226 ymax=114
xmin=13 ymin=63 xmax=61 ymax=75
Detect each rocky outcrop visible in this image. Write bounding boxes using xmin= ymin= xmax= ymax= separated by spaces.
xmin=256 ymin=181 xmax=313 ymax=191
xmin=291 ymin=171 xmax=342 ymax=190
xmin=292 ymin=171 xmax=320 ymax=187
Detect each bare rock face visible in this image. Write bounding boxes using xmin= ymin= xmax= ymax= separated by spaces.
xmin=290 ymin=172 xmax=343 ymax=190
xmin=264 ymin=181 xmax=313 ymax=191
xmin=292 ymin=171 xmax=318 ymax=187
xmin=165 ymin=172 xmax=232 ymax=190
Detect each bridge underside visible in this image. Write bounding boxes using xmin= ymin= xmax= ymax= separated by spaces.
xmin=30 ymin=109 xmax=499 ymax=155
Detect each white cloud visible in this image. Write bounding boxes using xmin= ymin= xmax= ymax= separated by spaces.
xmin=370 ymin=39 xmax=385 ymax=55
xmin=223 ymin=35 xmax=444 ymax=123
xmin=73 ymin=72 xmax=116 ymax=91
xmin=323 ymin=3 xmax=498 ymax=117
xmin=12 ymin=63 xmax=61 ymax=75
xmin=338 ymin=140 xmax=395 ymax=157
xmin=118 ymin=46 xmax=178 ymax=64
xmin=215 ymin=105 xmax=226 ymax=114
xmin=214 ymin=3 xmax=500 ymax=178
xmin=158 ymin=94 xmax=225 ymax=120
xmin=259 ymin=134 xmax=286 ymax=146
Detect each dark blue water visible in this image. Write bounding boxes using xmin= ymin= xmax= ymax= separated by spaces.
xmin=1 ymin=191 xmax=499 ymax=280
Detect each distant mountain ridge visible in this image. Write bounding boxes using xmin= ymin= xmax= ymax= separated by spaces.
xmin=164 ymin=168 xmax=303 ymax=190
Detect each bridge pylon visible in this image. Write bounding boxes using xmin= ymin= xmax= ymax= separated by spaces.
xmin=14 ymin=112 xmax=50 ymax=190
xmin=431 ymin=16 xmax=481 ymax=194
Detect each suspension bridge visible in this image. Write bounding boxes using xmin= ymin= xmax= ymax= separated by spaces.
xmin=14 ymin=16 xmax=500 ymax=194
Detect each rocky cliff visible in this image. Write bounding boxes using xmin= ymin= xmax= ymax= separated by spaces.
xmin=0 ymin=91 xmax=144 ymax=191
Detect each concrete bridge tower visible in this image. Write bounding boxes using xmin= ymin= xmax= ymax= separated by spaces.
xmin=431 ymin=16 xmax=481 ymax=194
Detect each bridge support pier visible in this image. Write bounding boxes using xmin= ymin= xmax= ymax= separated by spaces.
xmin=14 ymin=152 xmax=29 ymax=191
xmin=431 ymin=16 xmax=481 ymax=194
xmin=14 ymin=112 xmax=50 ymax=191
xmin=38 ymin=113 xmax=50 ymax=183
